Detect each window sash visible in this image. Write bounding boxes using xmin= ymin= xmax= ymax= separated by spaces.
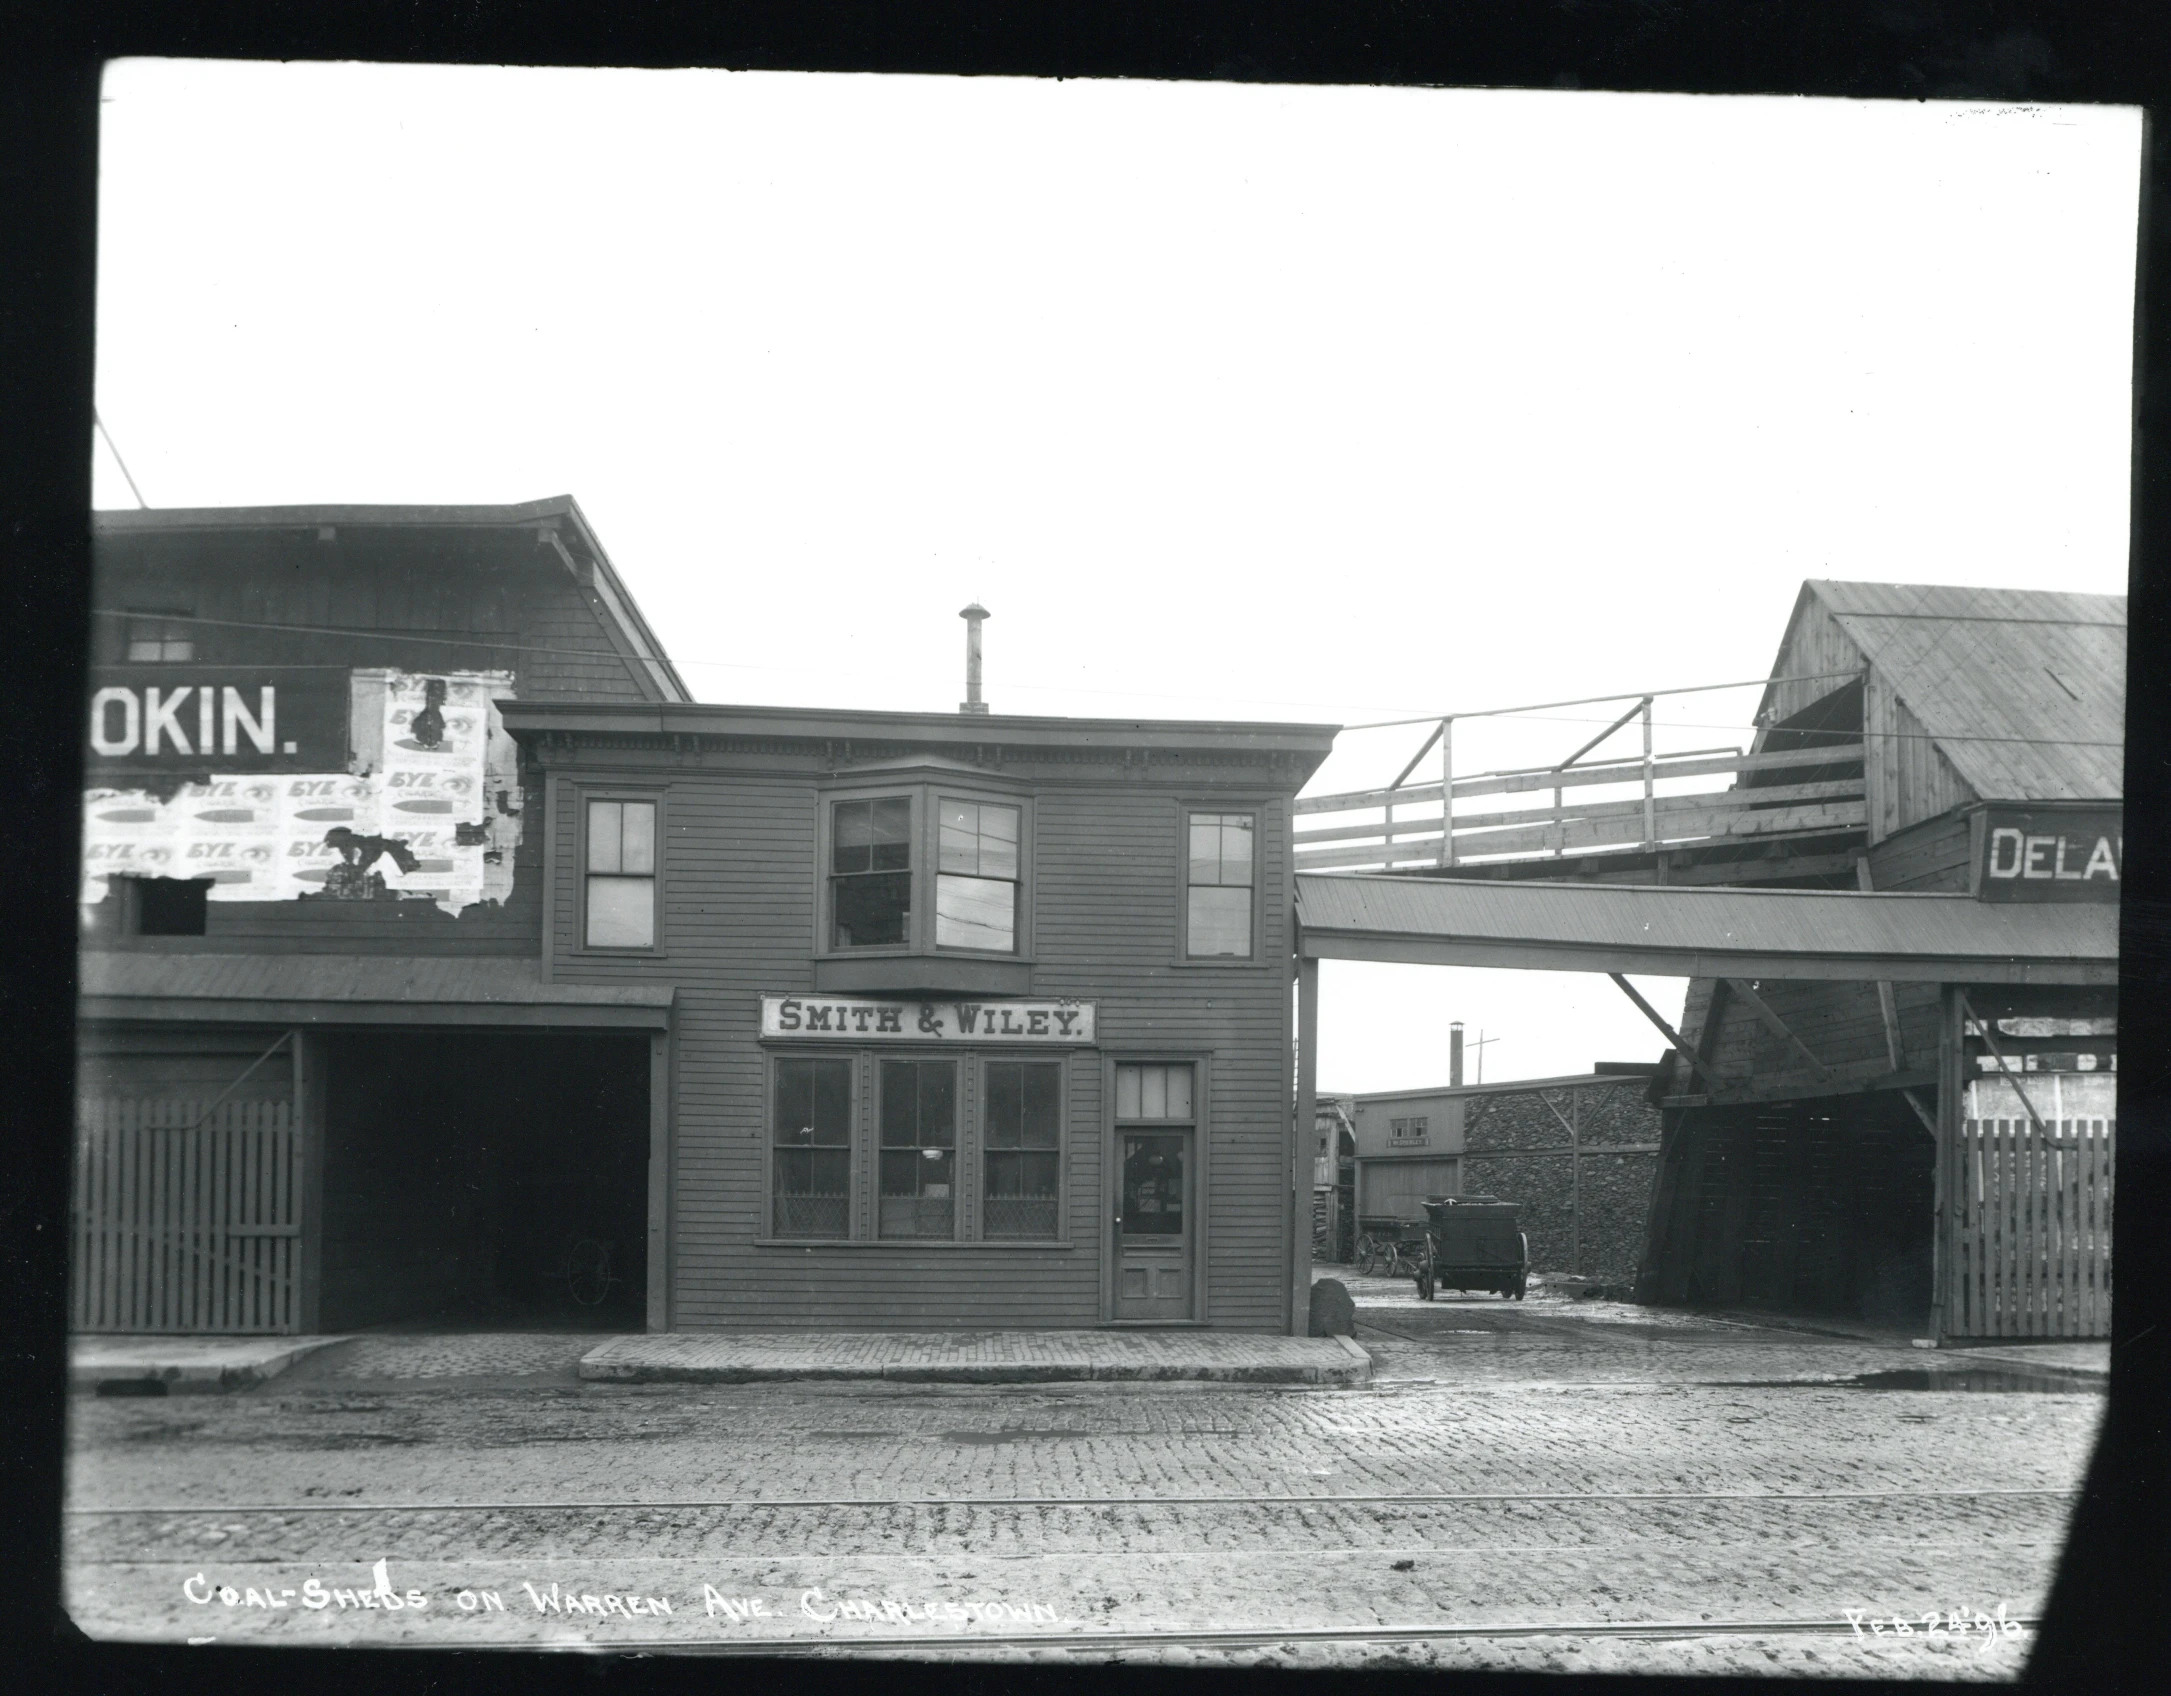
xmin=771 ymin=1058 xmax=853 ymax=1240
xmin=1185 ymin=812 xmax=1256 ymax=958
xmin=879 ymin=1059 xmax=958 ymax=1239
xmin=935 ymin=872 xmax=1016 ymax=951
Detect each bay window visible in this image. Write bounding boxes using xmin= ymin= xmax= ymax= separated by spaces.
xmin=821 ymin=785 xmax=1030 ymax=958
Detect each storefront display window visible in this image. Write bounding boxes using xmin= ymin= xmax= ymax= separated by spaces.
xmin=879 ymin=1059 xmax=958 ymax=1238
xmin=772 ymin=1057 xmax=852 ymax=1238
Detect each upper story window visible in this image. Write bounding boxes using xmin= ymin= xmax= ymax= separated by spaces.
xmin=1390 ymin=1115 xmax=1429 ymax=1147
xmin=831 ymin=796 xmax=913 ymax=948
xmin=936 ymin=799 xmax=1020 ymax=951
xmin=125 ymin=611 xmax=194 ymax=663
xmin=823 ymin=784 xmax=1030 ymax=958
xmin=1185 ymin=811 xmax=1256 ymax=958
xmin=585 ymin=797 xmax=658 ymax=949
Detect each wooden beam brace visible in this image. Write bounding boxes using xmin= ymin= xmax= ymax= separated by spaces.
xmin=1724 ymin=977 xmax=1837 ymax=1083
xmin=1388 ymin=719 xmax=1446 ymax=793
xmin=1900 ymin=1088 xmax=1938 ymax=1135
xmin=1557 ymin=697 xmax=1647 ymax=772
xmin=1606 ymin=973 xmax=1716 ymax=1088
xmin=1857 ymin=859 xmax=1910 ymax=1070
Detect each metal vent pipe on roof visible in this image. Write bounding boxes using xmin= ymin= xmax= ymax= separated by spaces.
xmin=960 ymin=603 xmax=990 ymax=715
xmin=1450 ymin=1021 xmax=1464 ymax=1088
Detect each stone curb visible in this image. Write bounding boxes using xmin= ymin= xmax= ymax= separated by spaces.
xmin=579 ymin=1338 xmax=1370 ymax=1388
xmin=69 ymin=1335 xmax=350 ymax=1394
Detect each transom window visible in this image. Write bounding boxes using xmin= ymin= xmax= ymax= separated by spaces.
xmin=585 ymin=798 xmax=658 ymax=948
xmin=1186 ymin=812 xmax=1255 ymax=958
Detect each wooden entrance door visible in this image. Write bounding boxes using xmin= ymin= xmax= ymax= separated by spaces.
xmin=71 ymin=1099 xmax=302 ymax=1333
xmin=1947 ymin=1073 xmax=2113 ymax=1339
xmin=1115 ymin=1129 xmax=1194 ymax=1319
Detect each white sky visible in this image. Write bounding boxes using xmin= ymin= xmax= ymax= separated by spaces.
xmin=91 ymin=63 xmax=2140 ymax=1091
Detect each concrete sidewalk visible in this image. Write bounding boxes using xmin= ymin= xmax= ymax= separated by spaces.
xmin=580 ymin=1329 xmax=1372 ymax=1386
xmin=69 ymin=1335 xmax=348 ymax=1393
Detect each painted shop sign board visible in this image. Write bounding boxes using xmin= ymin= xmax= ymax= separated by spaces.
xmin=1971 ymin=806 xmax=2122 ymax=903
xmin=762 ymin=995 xmax=1096 ymax=1043
xmin=85 ymin=668 xmax=348 ymax=773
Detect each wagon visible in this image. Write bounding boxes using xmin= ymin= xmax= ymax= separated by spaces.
xmin=1415 ymin=1196 xmax=1528 ymax=1302
xmin=1352 ymin=1214 xmax=1431 ymax=1279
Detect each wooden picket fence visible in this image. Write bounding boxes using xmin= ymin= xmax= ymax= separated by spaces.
xmin=1947 ymin=1077 xmax=2113 ymax=1339
xmin=71 ymin=1098 xmax=301 ymax=1334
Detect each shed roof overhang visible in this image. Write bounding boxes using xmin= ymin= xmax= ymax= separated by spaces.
xmin=77 ymin=953 xmax=675 ymax=1029
xmin=1295 ymin=874 xmax=2117 ymax=985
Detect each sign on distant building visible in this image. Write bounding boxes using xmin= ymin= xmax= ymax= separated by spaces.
xmin=1971 ymin=805 xmax=2121 ymax=903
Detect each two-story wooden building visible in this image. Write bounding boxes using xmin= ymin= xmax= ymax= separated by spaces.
xmin=502 ymin=699 xmax=1334 ymax=1332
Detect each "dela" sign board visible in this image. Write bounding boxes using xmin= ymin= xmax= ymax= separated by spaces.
xmin=1971 ymin=805 xmax=2121 ymax=903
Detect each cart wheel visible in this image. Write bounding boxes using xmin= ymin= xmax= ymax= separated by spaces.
xmin=565 ymin=1238 xmax=615 ymax=1307
xmin=1355 ymin=1239 xmax=1378 ymax=1277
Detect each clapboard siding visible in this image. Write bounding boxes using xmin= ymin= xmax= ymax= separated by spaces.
xmin=1680 ymin=974 xmax=1943 ymax=1088
xmin=1865 ymin=812 xmax=1974 ymax=894
xmin=546 ymin=755 xmax=1302 ymax=1332
xmin=1866 ymin=674 xmax=1977 ymax=843
xmin=94 ymin=529 xmax=654 ymax=701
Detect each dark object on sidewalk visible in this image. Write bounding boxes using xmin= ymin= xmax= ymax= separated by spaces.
xmin=1415 ymin=1197 xmax=1529 ymax=1303
xmin=1308 ymin=1278 xmax=1356 ymax=1337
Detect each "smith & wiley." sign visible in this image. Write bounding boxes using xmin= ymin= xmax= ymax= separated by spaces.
xmin=761 ymin=995 xmax=1095 ymax=1043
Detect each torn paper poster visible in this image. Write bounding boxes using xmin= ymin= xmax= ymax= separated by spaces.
xmin=79 ymin=670 xmax=522 ymax=915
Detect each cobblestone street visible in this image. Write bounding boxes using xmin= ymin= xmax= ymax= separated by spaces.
xmin=63 ymin=1282 xmax=2102 ymax=1677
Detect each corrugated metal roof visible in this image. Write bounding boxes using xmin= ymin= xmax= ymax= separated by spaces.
xmin=78 ymin=952 xmax=675 ymax=1008
xmin=1807 ymin=580 xmax=2125 ymax=801
xmin=1296 ymin=873 xmax=2116 ymax=984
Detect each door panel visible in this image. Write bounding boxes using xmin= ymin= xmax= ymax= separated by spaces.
xmin=1115 ymin=1129 xmax=1193 ymax=1319
xmin=1360 ymin=1158 xmax=1459 ymax=1223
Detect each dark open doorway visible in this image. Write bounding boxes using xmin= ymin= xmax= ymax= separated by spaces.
xmin=318 ymin=1031 xmax=649 ymax=1331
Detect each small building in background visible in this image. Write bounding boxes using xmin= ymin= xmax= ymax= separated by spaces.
xmin=1350 ymin=1066 xmax=1662 ymax=1279
xmin=1310 ymin=1095 xmax=1355 ymax=1263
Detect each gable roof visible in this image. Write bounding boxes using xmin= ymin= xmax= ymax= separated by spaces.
xmin=1804 ymin=579 xmax=2125 ymax=802
xmin=94 ymin=495 xmax=692 ymax=704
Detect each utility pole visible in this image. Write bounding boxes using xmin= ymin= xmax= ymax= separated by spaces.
xmin=1470 ymin=1028 xmax=1499 ymax=1084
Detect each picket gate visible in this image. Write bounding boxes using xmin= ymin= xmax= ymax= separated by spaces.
xmin=71 ymin=1098 xmax=301 ymax=1334
xmin=1947 ymin=1074 xmax=2112 ymax=1340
